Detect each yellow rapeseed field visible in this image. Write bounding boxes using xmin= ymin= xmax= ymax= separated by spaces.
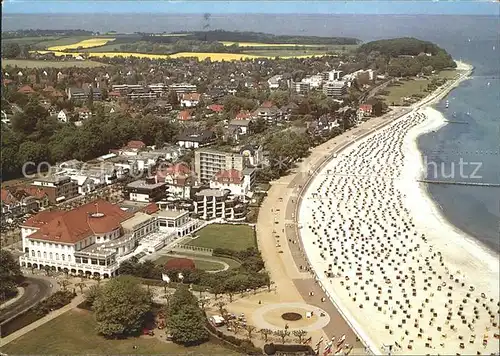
xmin=220 ymin=41 xmax=321 ymax=47
xmin=33 ymin=50 xmax=327 ymax=61
xmin=47 ymin=38 xmax=116 ymax=51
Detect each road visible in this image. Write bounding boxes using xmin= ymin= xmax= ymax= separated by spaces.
xmin=0 ymin=277 xmax=54 ymax=324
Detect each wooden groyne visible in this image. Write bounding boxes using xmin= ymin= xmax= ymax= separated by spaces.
xmin=418 ymin=179 xmax=500 ymax=187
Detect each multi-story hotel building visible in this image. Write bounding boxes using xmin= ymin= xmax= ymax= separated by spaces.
xmin=193 ymin=189 xmax=246 ymax=221
xmin=194 ymin=148 xmax=245 ymax=183
xmin=30 ymin=176 xmax=79 ymax=204
xmin=19 ymin=199 xmax=158 ymax=278
xmin=322 ymin=81 xmax=348 ymax=98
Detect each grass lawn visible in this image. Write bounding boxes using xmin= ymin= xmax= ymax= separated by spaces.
xmin=187 ymin=224 xmax=256 ymax=251
xmin=2 ymin=59 xmax=107 ymax=68
xmin=154 ymin=255 xmax=228 ymax=271
xmin=382 ymin=78 xmax=430 ymax=106
xmin=1 ymin=36 xmax=62 ymax=46
xmin=0 ymin=310 xmax=237 ymax=355
xmin=382 ymin=69 xmax=458 ymax=106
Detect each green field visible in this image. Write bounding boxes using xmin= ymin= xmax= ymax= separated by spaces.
xmin=187 ymin=224 xmax=256 ymax=251
xmin=2 ymin=36 xmax=62 ymax=46
xmin=382 ymin=70 xmax=458 ymax=106
xmin=0 ymin=310 xmax=236 ymax=355
xmin=2 ymin=59 xmax=108 ymax=68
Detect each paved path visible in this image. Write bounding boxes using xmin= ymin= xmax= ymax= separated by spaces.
xmin=0 ymin=294 xmax=84 ymax=346
xmin=252 ymin=302 xmax=330 ymax=332
xmin=0 ymin=277 xmax=55 ymax=324
xmin=256 ymin=110 xmax=408 ymax=355
xmin=0 ymin=288 xmax=25 ymax=310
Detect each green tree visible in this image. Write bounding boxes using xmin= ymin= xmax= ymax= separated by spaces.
xmin=292 ymin=329 xmax=308 ymax=343
xmin=274 ymin=329 xmax=290 ymax=344
xmin=92 ymin=276 xmax=152 ymax=338
xmin=2 ymin=43 xmax=21 ymax=58
xmin=259 ymin=328 xmax=273 ymax=342
xmin=166 ymin=284 xmax=209 ymax=346
xmin=0 ymin=250 xmax=23 ymax=301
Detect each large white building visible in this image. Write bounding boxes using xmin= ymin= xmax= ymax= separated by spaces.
xmin=209 ymin=168 xmax=256 ymax=198
xmin=193 ymin=189 xmax=246 ymax=221
xmin=19 ymin=200 xmax=158 ymax=278
xmin=19 ymin=200 xmax=202 ymax=277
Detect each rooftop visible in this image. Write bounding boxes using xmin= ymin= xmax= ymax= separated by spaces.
xmin=121 ymin=212 xmax=155 ymax=231
xmin=126 ymin=179 xmax=166 ymax=190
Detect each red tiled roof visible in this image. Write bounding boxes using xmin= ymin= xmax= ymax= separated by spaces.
xmin=178 ymin=110 xmax=192 ymax=121
xmin=26 ymin=199 xmax=133 ymax=243
xmin=1 ymin=188 xmax=18 ymax=205
xmin=23 ymin=210 xmax=65 ymax=229
xmin=261 ymin=100 xmax=274 ymax=108
xmin=215 ymin=169 xmax=243 ymax=184
xmin=208 ymin=104 xmax=224 ymax=113
xmin=141 ymin=203 xmax=159 ymax=215
xmin=18 ymin=186 xmax=48 ymax=200
xmin=156 ymin=163 xmax=193 ymax=181
xmin=359 ymin=104 xmax=373 ymax=111
xmin=181 ymin=93 xmax=201 ymax=101
xmin=3 ymin=79 xmax=14 ymax=85
xmin=235 ymin=111 xmax=251 ymax=120
xmin=18 ymin=85 xmax=35 ymax=94
xmin=108 ymin=91 xmax=121 ymax=97
xmin=126 ymin=140 xmax=146 ymax=149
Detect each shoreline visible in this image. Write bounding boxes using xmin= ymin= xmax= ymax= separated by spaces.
xmin=296 ymin=60 xmax=499 ymax=355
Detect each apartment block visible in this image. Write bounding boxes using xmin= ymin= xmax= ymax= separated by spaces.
xmin=194 ymin=148 xmax=245 ymax=183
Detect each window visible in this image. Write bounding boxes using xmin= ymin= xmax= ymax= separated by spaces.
xmin=62 ymin=254 xmax=65 ymax=261
xmin=75 ymin=257 xmax=81 ymax=263
xmin=32 ymin=250 xmax=35 ymax=257
xmin=56 ymin=253 xmax=59 ymax=260
xmin=68 ymin=255 xmax=71 ymax=262
xmin=49 ymin=252 xmax=53 ymax=260
xmin=38 ymin=251 xmax=41 ymax=257
xmin=43 ymin=252 xmax=47 ymax=258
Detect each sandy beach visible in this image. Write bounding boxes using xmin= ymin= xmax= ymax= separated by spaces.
xmin=297 ymin=62 xmax=500 ymax=355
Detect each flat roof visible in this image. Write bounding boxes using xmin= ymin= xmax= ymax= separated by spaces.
xmin=121 ymin=212 xmax=155 ymax=230
xmin=196 ymin=189 xmax=227 ymax=197
xmin=126 ymin=179 xmax=166 ymax=190
xmin=155 ymin=209 xmax=188 ymax=219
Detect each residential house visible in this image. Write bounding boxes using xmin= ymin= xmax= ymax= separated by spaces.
xmin=145 ymin=100 xmax=172 ymax=114
xmin=124 ymin=177 xmax=167 ymax=203
xmin=358 ymin=104 xmax=373 ymax=119
xmin=57 ymin=109 xmax=70 ymax=123
xmin=240 ymin=145 xmax=264 ymax=167
xmin=279 ymin=102 xmax=299 ymax=122
xmin=253 ymin=101 xmax=280 ymax=125
xmin=228 ymin=119 xmax=252 ymax=136
xmin=177 ymin=110 xmax=193 ymax=122
xmin=76 ymin=107 xmax=92 ymax=121
xmin=267 ymin=75 xmax=282 ymax=89
xmin=156 ymin=162 xmax=195 ymax=200
xmin=18 ymin=85 xmax=35 ymax=95
xmin=180 ymin=93 xmax=201 ymax=108
xmin=209 ymin=168 xmax=256 ymax=198
xmin=70 ymin=175 xmax=97 ymax=195
xmin=30 ymin=176 xmax=79 ymax=204
xmin=176 ymin=129 xmax=216 ymax=149
xmin=168 ymin=83 xmax=197 ymax=95
xmin=308 ymin=114 xmax=340 ymax=136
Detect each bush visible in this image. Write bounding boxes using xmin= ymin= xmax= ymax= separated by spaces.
xmin=264 ymin=343 xmax=277 ymax=355
xmin=31 ymin=290 xmax=75 ymax=317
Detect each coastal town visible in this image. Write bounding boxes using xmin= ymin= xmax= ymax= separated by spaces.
xmin=1 ymin=20 xmax=499 ymax=356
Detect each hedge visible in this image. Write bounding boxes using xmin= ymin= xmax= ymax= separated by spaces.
xmin=264 ymin=343 xmax=315 ymax=355
xmin=205 ymin=319 xmax=262 ymax=355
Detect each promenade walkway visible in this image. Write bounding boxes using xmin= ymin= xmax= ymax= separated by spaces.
xmin=0 ymin=294 xmax=85 ymax=346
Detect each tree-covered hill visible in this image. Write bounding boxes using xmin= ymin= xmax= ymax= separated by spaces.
xmin=357 ymin=37 xmax=447 ymax=57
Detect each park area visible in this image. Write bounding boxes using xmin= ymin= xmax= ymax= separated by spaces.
xmin=187 ymin=224 xmax=256 ymax=251
xmin=0 ymin=309 xmax=237 ymax=355
xmin=382 ymin=70 xmax=458 ymax=106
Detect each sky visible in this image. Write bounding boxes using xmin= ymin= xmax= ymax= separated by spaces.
xmin=2 ymin=0 xmax=500 ymax=16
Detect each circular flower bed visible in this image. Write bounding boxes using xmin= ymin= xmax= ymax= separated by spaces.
xmin=281 ymin=312 xmax=303 ymax=321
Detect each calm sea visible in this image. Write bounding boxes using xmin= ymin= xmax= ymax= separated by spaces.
xmin=3 ymin=13 xmax=499 ymax=252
